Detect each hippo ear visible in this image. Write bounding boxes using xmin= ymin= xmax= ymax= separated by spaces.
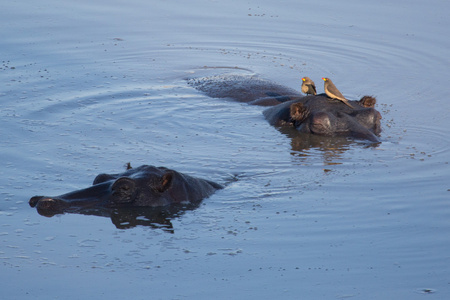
xmin=290 ymin=102 xmax=310 ymax=122
xmin=111 ymin=177 xmax=136 ymax=203
xmin=359 ymin=96 xmax=377 ymax=108
xmin=157 ymin=172 xmax=173 ymax=193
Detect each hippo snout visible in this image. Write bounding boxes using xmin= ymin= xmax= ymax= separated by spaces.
xmin=29 ymin=196 xmax=67 ymax=217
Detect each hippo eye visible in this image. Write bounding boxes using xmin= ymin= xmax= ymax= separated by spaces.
xmin=111 ymin=177 xmax=136 ymax=203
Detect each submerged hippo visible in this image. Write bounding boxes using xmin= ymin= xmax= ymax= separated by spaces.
xmin=264 ymin=95 xmax=381 ymax=142
xmin=29 ymin=165 xmax=223 ymax=219
xmin=188 ymin=74 xmax=382 ymax=142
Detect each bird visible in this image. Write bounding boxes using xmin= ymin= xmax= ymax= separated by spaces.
xmin=301 ymin=77 xmax=317 ymax=95
xmin=322 ymin=77 xmax=353 ymax=108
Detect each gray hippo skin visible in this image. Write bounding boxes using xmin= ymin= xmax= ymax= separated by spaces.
xmin=29 ymin=165 xmax=223 ymax=218
xmin=264 ymin=95 xmax=381 ymax=142
xmin=188 ymin=74 xmax=381 ymax=142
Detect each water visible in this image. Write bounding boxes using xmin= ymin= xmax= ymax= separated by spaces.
xmin=1 ymin=0 xmax=449 ymax=299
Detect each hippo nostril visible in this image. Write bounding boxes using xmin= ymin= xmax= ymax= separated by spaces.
xmin=29 ymin=196 xmax=45 ymax=207
xmin=35 ymin=198 xmax=58 ymax=210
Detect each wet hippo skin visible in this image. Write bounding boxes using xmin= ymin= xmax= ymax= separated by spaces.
xmin=29 ymin=165 xmax=223 ymax=218
xmin=264 ymin=95 xmax=381 ymax=142
xmin=188 ymin=74 xmax=382 ymax=142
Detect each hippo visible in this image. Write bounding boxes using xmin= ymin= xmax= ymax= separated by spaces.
xmin=187 ymin=74 xmax=302 ymax=105
xmin=264 ymin=95 xmax=381 ymax=142
xmin=187 ymin=74 xmax=382 ymax=142
xmin=29 ymin=165 xmax=223 ymax=225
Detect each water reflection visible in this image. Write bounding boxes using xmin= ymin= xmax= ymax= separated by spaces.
xmin=279 ymin=126 xmax=380 ymax=165
xmin=34 ymin=203 xmax=201 ymax=233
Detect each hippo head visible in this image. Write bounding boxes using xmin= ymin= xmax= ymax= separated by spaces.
xmin=287 ymin=95 xmax=382 ymax=142
xmin=29 ymin=165 xmax=222 ymax=217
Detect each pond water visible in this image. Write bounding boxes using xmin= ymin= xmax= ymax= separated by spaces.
xmin=1 ymin=0 xmax=449 ymax=299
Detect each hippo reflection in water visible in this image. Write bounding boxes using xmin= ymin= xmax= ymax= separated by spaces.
xmin=29 ymin=165 xmax=223 ymax=230
xmin=188 ymin=74 xmax=382 ymax=142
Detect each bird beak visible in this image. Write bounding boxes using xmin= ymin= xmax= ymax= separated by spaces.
xmin=302 ymin=78 xmax=306 ymax=82
xmin=322 ymin=78 xmax=327 ymax=81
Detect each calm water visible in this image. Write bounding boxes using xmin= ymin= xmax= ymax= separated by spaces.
xmin=1 ymin=0 xmax=449 ymax=299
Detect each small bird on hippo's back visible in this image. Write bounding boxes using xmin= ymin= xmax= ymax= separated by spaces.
xmin=322 ymin=77 xmax=354 ymax=108
xmin=301 ymin=76 xmax=317 ymax=96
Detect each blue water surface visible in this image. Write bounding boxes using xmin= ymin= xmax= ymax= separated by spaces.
xmin=1 ymin=0 xmax=449 ymax=299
